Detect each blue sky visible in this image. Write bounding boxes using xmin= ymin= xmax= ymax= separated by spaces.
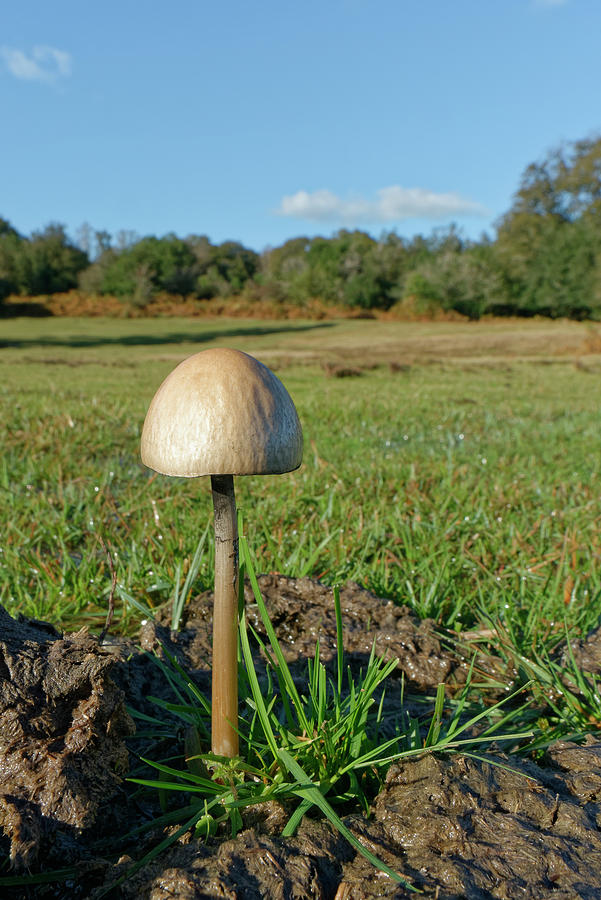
xmin=1 ymin=0 xmax=599 ymax=252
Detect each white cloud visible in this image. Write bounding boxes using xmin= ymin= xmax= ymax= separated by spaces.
xmin=277 ymin=185 xmax=488 ymax=224
xmin=0 ymin=46 xmax=72 ymax=83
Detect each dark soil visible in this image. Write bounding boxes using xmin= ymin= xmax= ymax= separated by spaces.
xmin=2 ymin=576 xmax=601 ymax=898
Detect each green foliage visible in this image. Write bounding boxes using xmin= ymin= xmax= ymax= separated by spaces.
xmin=0 ymin=220 xmax=88 ymax=300
xmin=80 ymin=232 xmax=259 ymax=305
xmin=404 ymin=243 xmax=506 ymax=319
xmin=500 ymin=217 xmax=600 ymax=319
xmin=496 ymin=135 xmax=601 ymax=318
xmin=259 ymin=229 xmax=415 ymax=310
xmin=0 ymin=220 xmax=23 ymax=300
xmin=207 ymin=240 xmax=259 ymax=294
xmin=93 ymin=234 xmax=198 ymax=304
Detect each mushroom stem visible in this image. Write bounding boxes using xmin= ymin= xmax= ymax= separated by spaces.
xmin=210 ymin=474 xmax=239 ymax=757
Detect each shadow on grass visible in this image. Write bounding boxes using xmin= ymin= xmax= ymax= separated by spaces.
xmin=0 ymin=301 xmax=53 ymax=318
xmin=0 ymin=322 xmax=333 ymax=350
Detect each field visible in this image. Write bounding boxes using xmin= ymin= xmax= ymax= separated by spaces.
xmin=3 ymin=315 xmax=601 ymax=895
xmin=2 ymin=315 xmax=601 ymax=637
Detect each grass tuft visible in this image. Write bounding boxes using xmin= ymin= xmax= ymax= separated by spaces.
xmin=124 ymin=535 xmax=535 ymax=891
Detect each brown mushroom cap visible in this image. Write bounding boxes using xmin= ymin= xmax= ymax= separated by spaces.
xmin=141 ymin=348 xmax=303 ymax=477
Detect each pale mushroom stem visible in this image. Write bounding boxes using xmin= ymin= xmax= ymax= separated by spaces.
xmin=210 ymin=474 xmax=240 ymax=757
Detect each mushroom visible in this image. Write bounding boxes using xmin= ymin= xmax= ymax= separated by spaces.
xmin=140 ymin=347 xmax=303 ymax=758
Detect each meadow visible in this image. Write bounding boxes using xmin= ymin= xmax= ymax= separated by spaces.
xmin=2 ymin=315 xmax=601 ymax=649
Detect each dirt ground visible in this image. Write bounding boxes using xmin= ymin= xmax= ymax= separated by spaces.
xmin=2 ymin=577 xmax=601 ymax=899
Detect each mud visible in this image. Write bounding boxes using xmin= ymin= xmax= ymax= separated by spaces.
xmin=0 ymin=606 xmax=134 ymax=873
xmin=562 ymin=625 xmax=601 ymax=678
xmin=107 ymin=820 xmax=354 ymax=900
xmin=342 ymin=745 xmax=601 ymax=898
xmin=141 ymin=575 xmax=465 ymax=692
xmin=2 ymin=577 xmax=601 ymax=898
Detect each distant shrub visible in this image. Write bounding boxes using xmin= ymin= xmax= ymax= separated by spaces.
xmin=404 ymin=247 xmax=506 ymax=319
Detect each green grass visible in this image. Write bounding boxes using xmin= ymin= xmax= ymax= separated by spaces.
xmin=2 ymin=317 xmax=600 ymax=644
xmin=2 ymin=317 xmax=601 ymax=722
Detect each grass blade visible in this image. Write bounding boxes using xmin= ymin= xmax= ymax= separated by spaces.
xmin=277 ymin=749 xmax=420 ymax=892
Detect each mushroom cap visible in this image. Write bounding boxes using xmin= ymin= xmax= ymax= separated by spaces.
xmin=141 ymin=348 xmax=303 ymax=477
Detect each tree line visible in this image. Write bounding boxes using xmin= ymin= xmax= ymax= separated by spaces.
xmin=2 ymin=135 xmax=601 ymax=320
